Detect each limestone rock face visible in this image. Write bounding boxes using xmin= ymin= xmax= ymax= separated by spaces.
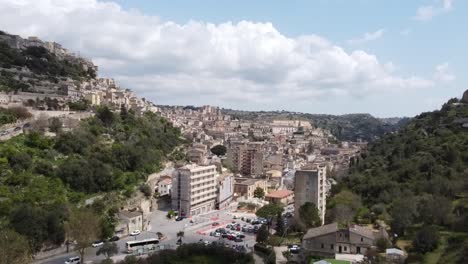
xmin=462 ymin=90 xmax=468 ymax=103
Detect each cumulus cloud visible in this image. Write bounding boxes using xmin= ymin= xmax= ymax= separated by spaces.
xmin=434 ymin=63 xmax=455 ymax=82
xmin=413 ymin=0 xmax=453 ymax=21
xmin=0 ymin=0 xmax=435 ymax=109
xmin=347 ymin=29 xmax=385 ymax=45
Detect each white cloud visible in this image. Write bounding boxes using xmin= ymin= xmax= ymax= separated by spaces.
xmin=434 ymin=63 xmax=455 ymax=81
xmin=413 ymin=0 xmax=453 ymax=21
xmin=347 ymin=29 xmax=385 ymax=45
xmin=0 ymin=0 xmax=435 ymax=109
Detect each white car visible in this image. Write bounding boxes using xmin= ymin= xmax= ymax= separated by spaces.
xmin=214 ymin=232 xmax=221 ymax=237
xmin=64 ymin=256 xmax=80 ymax=264
xmin=92 ymin=241 xmax=104 ymax=247
xmin=130 ymin=230 xmax=141 ymax=236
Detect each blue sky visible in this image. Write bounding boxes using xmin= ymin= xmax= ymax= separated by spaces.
xmin=0 ymin=0 xmax=466 ymax=117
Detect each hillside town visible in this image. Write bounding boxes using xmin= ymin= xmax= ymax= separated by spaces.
xmin=0 ymin=32 xmax=158 ymax=114
xmin=1 ymin=31 xmax=449 ymax=264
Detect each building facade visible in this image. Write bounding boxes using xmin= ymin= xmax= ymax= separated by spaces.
xmin=158 ymin=178 xmax=172 ymax=196
xmin=227 ymin=141 xmax=263 ymax=176
xmin=217 ymin=174 xmax=234 ymax=209
xmin=302 ymin=223 xmax=377 ymax=257
xmin=265 ymin=189 xmax=294 ymax=205
xmin=234 ymin=178 xmax=268 ymax=200
xmin=294 ymin=163 xmax=327 ymax=225
xmin=171 ymin=164 xmax=218 ymax=217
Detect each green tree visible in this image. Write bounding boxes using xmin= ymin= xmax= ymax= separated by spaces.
xmin=49 ymin=117 xmax=62 ymax=133
xmin=253 ymin=187 xmax=265 ymax=199
xmin=96 ymin=242 xmax=118 ymax=259
xmin=256 ymin=203 xmax=284 ymax=235
xmin=275 ymin=212 xmax=285 ymax=236
xmin=7 ymin=152 xmax=32 ymax=171
xmin=10 ymin=204 xmax=48 ymax=252
xmin=0 ymin=229 xmax=32 ymax=264
xmin=96 ymin=106 xmax=114 ymax=126
xmin=66 ymin=208 xmax=101 ymax=263
xmin=390 ymin=196 xmax=418 ymax=236
xmin=210 ymin=145 xmax=227 ymax=156
xmin=298 ymin=202 xmax=321 ymax=228
xmin=412 ymin=226 xmax=439 ymax=254
xmin=139 ymin=184 xmax=152 ymax=198
xmin=256 ymin=224 xmax=269 ymax=244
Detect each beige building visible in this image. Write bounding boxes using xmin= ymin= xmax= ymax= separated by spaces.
xmin=234 ymin=178 xmax=268 ymax=200
xmin=227 ymin=141 xmax=263 ymax=176
xmin=116 ymin=210 xmax=143 ymax=236
xmin=265 ymin=189 xmax=294 ymax=205
xmin=294 ymin=163 xmax=327 ymax=225
xmin=302 ymin=223 xmax=378 ymax=257
xmin=171 ymin=164 xmax=218 ymax=217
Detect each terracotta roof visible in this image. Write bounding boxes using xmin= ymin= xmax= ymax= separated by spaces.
xmin=266 ymin=190 xmax=293 ymax=199
xmin=160 ymin=178 xmax=172 ymax=185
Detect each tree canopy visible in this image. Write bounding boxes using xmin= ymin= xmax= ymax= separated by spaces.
xmin=210 ymin=144 xmax=227 ymax=156
xmin=298 ymin=202 xmax=321 ymax=229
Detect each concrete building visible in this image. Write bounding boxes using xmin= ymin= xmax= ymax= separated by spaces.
xmin=116 ymin=210 xmax=143 ymax=236
xmin=265 ymin=189 xmax=294 ymax=205
xmin=294 ymin=163 xmax=327 ymax=225
xmin=302 ymin=223 xmax=377 ymax=257
xmin=216 ymin=174 xmax=234 ymax=209
xmin=234 ymin=178 xmax=268 ymax=200
xmin=227 ymin=141 xmax=263 ymax=176
xmin=171 ymin=164 xmax=218 ymax=217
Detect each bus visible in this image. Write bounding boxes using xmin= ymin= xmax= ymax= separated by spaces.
xmin=125 ymin=238 xmax=159 ymax=254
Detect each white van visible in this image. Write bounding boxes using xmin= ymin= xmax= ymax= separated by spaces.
xmin=64 ymin=256 xmax=80 ymax=264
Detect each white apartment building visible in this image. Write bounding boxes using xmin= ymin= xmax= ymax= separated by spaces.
xmin=294 ymin=163 xmax=327 ymax=225
xmin=158 ymin=178 xmax=172 ymax=196
xmin=171 ymin=164 xmax=218 ymax=217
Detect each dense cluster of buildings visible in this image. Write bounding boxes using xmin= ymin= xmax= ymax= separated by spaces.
xmin=157 ymin=105 xmax=364 ymax=222
xmin=0 ymin=32 xmax=157 ymax=114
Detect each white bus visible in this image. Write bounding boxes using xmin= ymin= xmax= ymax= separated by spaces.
xmin=125 ymin=238 xmax=159 ymax=253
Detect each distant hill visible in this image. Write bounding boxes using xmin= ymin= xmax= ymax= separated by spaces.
xmin=343 ymin=94 xmax=468 ymax=263
xmin=222 ymin=108 xmax=406 ymax=142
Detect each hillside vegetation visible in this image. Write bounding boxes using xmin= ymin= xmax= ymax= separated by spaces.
xmin=0 ymin=107 xmax=182 ymax=252
xmin=341 ymin=97 xmax=468 ymax=262
xmin=0 ymin=40 xmax=96 ymax=92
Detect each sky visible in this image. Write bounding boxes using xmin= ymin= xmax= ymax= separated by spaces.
xmin=0 ymin=0 xmax=466 ymax=117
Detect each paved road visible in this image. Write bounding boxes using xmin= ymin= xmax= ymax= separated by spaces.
xmin=36 ymin=208 xmax=258 ymax=264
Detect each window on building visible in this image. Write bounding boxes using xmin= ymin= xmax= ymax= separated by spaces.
xmin=361 ymin=237 xmax=363 ymax=242
xmin=330 ymin=244 xmax=334 ymax=250
xmin=344 ymin=246 xmax=347 ymax=251
xmin=321 ymin=243 xmax=324 ymax=249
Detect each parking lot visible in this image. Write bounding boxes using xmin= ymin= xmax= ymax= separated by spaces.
xmin=36 ymin=208 xmax=260 ymax=264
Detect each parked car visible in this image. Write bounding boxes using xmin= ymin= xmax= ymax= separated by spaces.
xmin=64 ymin=256 xmax=80 ymax=264
xmin=234 ymin=237 xmax=243 ymax=242
xmin=92 ymin=241 xmax=104 ymax=247
xmin=214 ymin=232 xmax=221 ymax=237
xmin=109 ymin=236 xmax=120 ymax=242
xmin=14 ymin=127 xmax=22 ymax=131
xmin=289 ymin=244 xmax=300 ymax=254
xmin=175 ymin=216 xmax=184 ymax=221
xmin=233 ymin=215 xmax=238 ymax=219
xmin=130 ymin=230 xmax=141 ymax=236
xmin=212 ymin=222 xmax=220 ymax=226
